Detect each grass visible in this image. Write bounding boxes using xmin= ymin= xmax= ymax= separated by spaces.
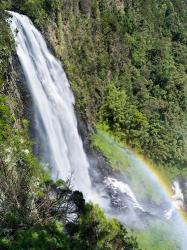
xmin=134 ymin=220 xmax=182 ymax=250
xmin=91 ymin=125 xmax=131 ymax=171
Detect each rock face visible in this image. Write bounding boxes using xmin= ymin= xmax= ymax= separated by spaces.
xmin=4 ymin=51 xmax=37 ymax=145
xmin=3 ymin=54 xmax=24 ymax=129
xmin=79 ymin=0 xmax=91 ymax=15
xmin=115 ymin=0 xmax=124 ymax=10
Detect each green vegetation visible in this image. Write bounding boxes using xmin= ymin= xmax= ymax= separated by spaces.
xmin=1 ymin=0 xmax=187 ymax=249
xmin=93 ymin=123 xmax=187 ymax=179
xmin=134 ymin=220 xmax=182 ymax=250
xmin=7 ymin=0 xmax=187 ymax=172
xmin=58 ymin=0 xmax=187 ymax=170
xmin=92 ymin=126 xmax=165 ymax=203
xmin=92 ymin=123 xmax=131 ymax=171
xmin=15 ymin=0 xmax=187 ymax=172
xmin=0 ymin=131 xmax=140 ymax=249
xmin=68 ymin=203 xmax=140 ymax=250
xmin=0 ymin=3 xmax=140 ymax=249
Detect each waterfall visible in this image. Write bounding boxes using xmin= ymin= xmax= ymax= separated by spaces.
xmin=9 ymin=11 xmax=94 ymax=199
xmin=9 ymin=11 xmax=187 ymax=249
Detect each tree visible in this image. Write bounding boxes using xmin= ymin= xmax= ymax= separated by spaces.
xmin=67 ymin=203 xmax=140 ymax=250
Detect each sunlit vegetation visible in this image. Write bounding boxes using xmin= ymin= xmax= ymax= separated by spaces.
xmin=92 ymin=123 xmax=131 ymax=171
xmin=92 ymin=126 xmax=165 ymax=203
xmin=134 ymin=220 xmax=182 ymax=250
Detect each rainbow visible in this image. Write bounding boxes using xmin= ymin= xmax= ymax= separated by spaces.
xmin=96 ymin=128 xmax=187 ymax=229
xmin=130 ymin=149 xmax=187 ymax=224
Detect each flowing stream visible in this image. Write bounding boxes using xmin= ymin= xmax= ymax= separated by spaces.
xmin=9 ymin=12 xmax=187 ymax=249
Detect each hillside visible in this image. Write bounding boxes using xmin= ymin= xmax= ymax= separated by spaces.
xmin=8 ymin=0 xmax=187 ymax=170
xmin=0 ymin=0 xmax=187 ymax=249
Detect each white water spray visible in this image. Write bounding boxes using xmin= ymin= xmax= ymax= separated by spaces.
xmin=104 ymin=177 xmax=144 ymax=211
xmin=165 ymin=181 xmax=184 ymax=219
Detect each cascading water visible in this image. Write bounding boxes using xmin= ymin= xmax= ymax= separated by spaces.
xmin=9 ymin=12 xmax=187 ymax=250
xmin=9 ymin=11 xmax=95 ymax=200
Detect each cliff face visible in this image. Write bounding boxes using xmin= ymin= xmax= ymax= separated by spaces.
xmin=4 ymin=55 xmax=24 ymax=127
xmin=0 ymin=10 xmax=38 ymax=158
xmin=0 ymin=11 xmax=23 ymax=136
xmin=79 ymin=0 xmax=91 ymax=15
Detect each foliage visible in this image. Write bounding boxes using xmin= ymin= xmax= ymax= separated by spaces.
xmin=0 ymin=127 xmax=85 ymax=235
xmin=92 ymin=124 xmax=131 ymax=171
xmin=8 ymin=1 xmax=187 ymax=169
xmin=0 ymin=9 xmax=13 ymax=87
xmin=25 ymin=0 xmax=187 ymax=171
xmin=67 ymin=203 xmax=140 ymax=250
xmin=0 ymin=122 xmax=139 ymax=249
xmin=134 ymin=220 xmax=182 ymax=250
xmin=92 ymin=126 xmax=166 ymax=203
xmin=0 ymin=221 xmax=71 ymax=250
xmin=0 ymin=4 xmax=140 ymax=249
xmin=21 ymin=0 xmax=47 ymax=27
xmin=1 ymin=0 xmax=187 ymax=248
xmin=0 ymin=130 xmax=139 ymax=249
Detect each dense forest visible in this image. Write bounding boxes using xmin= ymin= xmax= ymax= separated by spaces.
xmin=5 ymin=0 xmax=187 ymax=170
xmin=19 ymin=0 xmax=187 ymax=168
xmin=0 ymin=0 xmax=187 ymax=249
